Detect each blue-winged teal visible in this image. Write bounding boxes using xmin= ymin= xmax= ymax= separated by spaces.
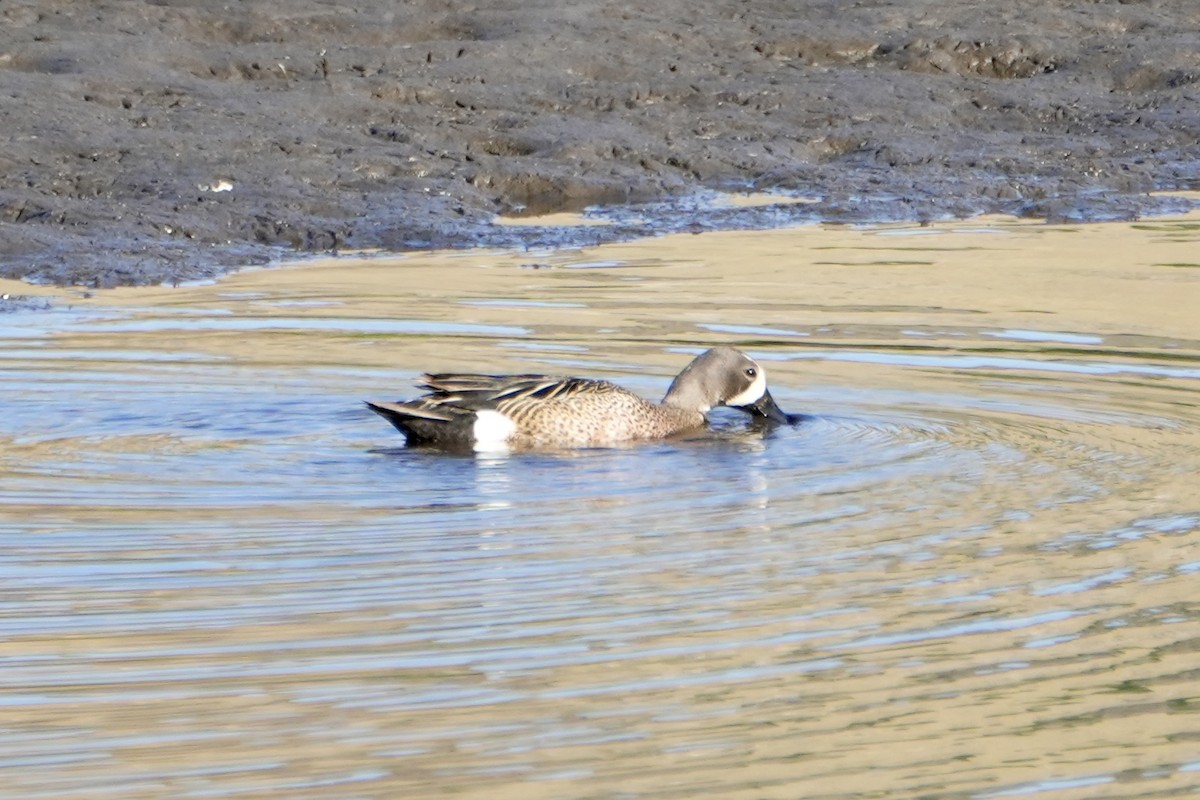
xmin=366 ymin=346 xmax=792 ymax=452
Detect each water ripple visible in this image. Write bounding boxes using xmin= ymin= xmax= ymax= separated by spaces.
xmin=4 ymin=231 xmax=1200 ymax=797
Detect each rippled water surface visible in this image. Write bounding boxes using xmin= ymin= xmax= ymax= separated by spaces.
xmin=3 ymin=213 xmax=1200 ymax=799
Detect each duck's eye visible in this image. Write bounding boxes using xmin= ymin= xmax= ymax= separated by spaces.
xmin=744 ymin=367 xmax=757 ymax=378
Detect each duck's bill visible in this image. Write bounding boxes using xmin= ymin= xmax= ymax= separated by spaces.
xmin=739 ymin=388 xmax=795 ymax=425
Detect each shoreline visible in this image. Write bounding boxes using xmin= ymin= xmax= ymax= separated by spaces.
xmin=6 ymin=200 xmax=1200 ymax=317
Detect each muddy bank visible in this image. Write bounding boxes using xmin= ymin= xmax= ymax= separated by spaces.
xmin=2 ymin=0 xmax=1200 ymax=287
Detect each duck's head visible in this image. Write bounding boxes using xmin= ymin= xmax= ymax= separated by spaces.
xmin=664 ymin=346 xmax=792 ymax=424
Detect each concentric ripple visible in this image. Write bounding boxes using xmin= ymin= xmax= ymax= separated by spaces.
xmin=3 ymin=343 xmax=1198 ymax=799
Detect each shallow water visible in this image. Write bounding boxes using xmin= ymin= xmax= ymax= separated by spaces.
xmin=2 ymin=213 xmax=1200 ymax=799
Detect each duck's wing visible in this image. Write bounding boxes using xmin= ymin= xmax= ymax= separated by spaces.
xmin=418 ymin=373 xmax=551 ymax=394
xmin=418 ymin=374 xmax=612 ymax=409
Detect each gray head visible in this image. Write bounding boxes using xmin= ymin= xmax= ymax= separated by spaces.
xmin=663 ymin=346 xmax=790 ymax=423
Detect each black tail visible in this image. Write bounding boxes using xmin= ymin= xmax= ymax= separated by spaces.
xmin=364 ymin=400 xmax=470 ymax=451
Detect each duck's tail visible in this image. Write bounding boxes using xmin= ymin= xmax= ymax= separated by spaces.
xmin=365 ymin=400 xmax=471 ymax=450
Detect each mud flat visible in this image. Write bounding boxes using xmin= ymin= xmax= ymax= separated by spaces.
xmin=3 ymin=0 xmax=1200 ymax=286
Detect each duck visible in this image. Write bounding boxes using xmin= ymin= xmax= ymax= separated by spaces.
xmin=366 ymin=346 xmax=793 ymax=452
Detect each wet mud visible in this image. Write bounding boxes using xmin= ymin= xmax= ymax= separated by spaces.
xmin=3 ymin=0 xmax=1200 ymax=286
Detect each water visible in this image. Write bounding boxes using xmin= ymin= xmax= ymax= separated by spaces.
xmin=2 ymin=214 xmax=1200 ymax=798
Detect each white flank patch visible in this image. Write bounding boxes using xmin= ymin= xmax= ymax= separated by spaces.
xmin=472 ymin=410 xmax=517 ymax=452
xmin=726 ymin=369 xmax=767 ymax=407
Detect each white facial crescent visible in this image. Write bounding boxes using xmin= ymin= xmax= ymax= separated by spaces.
xmin=725 ymin=368 xmax=766 ymax=407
